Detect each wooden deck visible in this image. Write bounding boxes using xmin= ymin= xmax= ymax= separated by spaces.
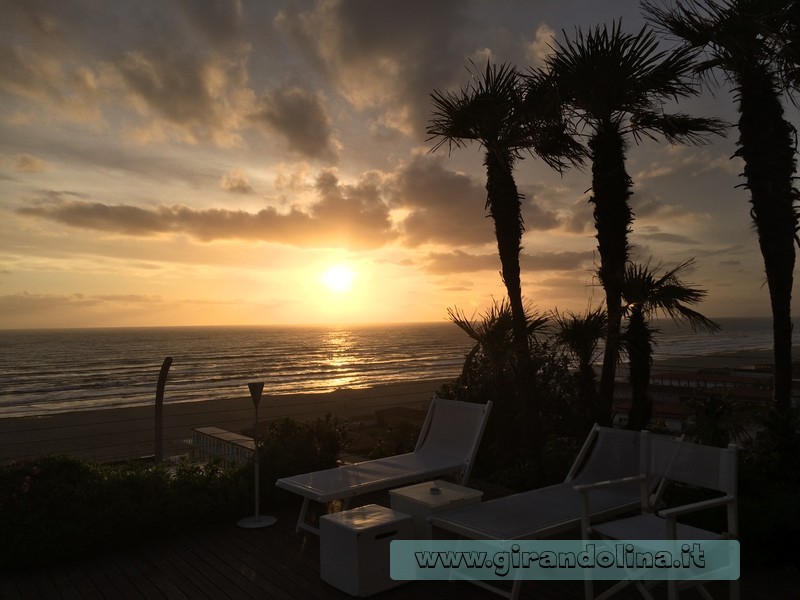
xmin=0 ymin=500 xmax=795 ymax=599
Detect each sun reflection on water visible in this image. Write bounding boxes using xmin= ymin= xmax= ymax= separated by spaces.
xmin=321 ymin=329 xmax=359 ymax=389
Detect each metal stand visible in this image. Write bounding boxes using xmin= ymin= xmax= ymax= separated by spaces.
xmin=238 ymin=381 xmax=276 ymax=528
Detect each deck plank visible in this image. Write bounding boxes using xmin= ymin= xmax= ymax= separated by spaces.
xmin=1 ymin=500 xmax=796 ymax=600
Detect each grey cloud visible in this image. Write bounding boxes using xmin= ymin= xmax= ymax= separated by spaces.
xmin=1 ymin=1 xmax=252 ymax=144
xmin=0 ymin=292 xmax=163 ymax=320
xmin=276 ymin=0 xmax=475 ymax=137
xmin=389 ymin=156 xmax=566 ymax=246
xmin=637 ymin=230 xmax=699 ymax=245
xmin=521 ymin=251 xmax=594 ymax=272
xmin=116 ymin=48 xmax=230 ymax=131
xmin=178 ymin=0 xmax=243 ymax=48
xmin=250 ymin=85 xmax=339 ymax=161
xmin=389 ymin=156 xmax=494 ymax=247
xmin=524 ymin=198 xmax=561 ymax=231
xmin=425 ymin=250 xmax=500 ymax=274
xmin=220 ymin=169 xmax=253 ymax=193
xmin=18 ymin=198 xmax=170 ymax=236
xmin=16 ymin=172 xmax=395 ymax=250
xmin=15 ymin=153 xmax=48 ymax=172
xmin=424 ymin=249 xmax=593 ymax=274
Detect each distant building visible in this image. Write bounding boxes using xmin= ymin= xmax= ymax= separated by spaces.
xmin=611 ymin=363 xmax=798 ymax=432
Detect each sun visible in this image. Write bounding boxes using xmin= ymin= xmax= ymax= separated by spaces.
xmin=321 ymin=265 xmax=356 ymax=293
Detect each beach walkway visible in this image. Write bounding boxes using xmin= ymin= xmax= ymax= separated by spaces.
xmin=1 ymin=499 xmax=796 ymax=600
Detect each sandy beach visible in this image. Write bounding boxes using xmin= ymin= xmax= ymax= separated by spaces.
xmin=0 ymin=378 xmax=451 ymax=464
xmin=0 ymin=345 xmax=785 ymax=465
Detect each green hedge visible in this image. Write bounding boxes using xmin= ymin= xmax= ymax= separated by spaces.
xmin=0 ymin=456 xmax=249 ymax=569
xmin=0 ymin=415 xmax=349 ymax=570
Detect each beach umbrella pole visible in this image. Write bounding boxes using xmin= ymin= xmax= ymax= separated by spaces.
xmin=237 ymin=381 xmax=276 ymax=528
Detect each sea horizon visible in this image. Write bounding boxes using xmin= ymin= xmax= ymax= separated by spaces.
xmin=0 ymin=317 xmax=793 ymax=418
xmin=0 ymin=315 xmax=785 ymax=333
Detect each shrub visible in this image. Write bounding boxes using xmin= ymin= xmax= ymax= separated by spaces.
xmin=0 ymin=454 xmax=249 ymax=570
xmin=439 ymin=340 xmax=583 ymax=489
xmin=254 ymin=414 xmax=350 ymax=507
xmin=367 ymin=421 xmax=421 ymax=459
xmin=737 ymin=410 xmax=800 ymax=566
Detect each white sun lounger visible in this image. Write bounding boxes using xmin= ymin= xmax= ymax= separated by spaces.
xmin=429 ymin=425 xmax=674 ymax=600
xmin=276 ymin=396 xmax=492 ymax=535
xmin=581 ymin=438 xmax=739 ymax=600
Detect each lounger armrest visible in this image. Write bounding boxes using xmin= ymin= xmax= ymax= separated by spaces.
xmin=658 ymin=495 xmax=736 ymax=519
xmin=573 ymin=473 xmax=647 ymax=493
xmin=577 ymin=474 xmax=649 ymax=538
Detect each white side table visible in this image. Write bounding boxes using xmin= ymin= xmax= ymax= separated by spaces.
xmin=319 ymin=504 xmax=413 ymax=597
xmin=390 ymin=479 xmax=483 ymax=539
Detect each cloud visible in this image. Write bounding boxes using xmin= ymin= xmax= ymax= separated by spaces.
xmin=388 ymin=155 xmax=494 ymax=247
xmin=16 ymin=171 xmax=396 ymax=249
xmin=424 ymin=249 xmax=593 ymax=274
xmin=525 ymin=24 xmax=556 ymax=67
xmin=275 ymin=0 xmax=475 ymax=137
xmin=0 ymin=292 xmax=163 ymax=312
xmin=115 ymin=47 xmax=251 ymax=146
xmin=635 ymin=226 xmax=699 ymax=245
xmin=425 ymin=250 xmax=500 ymax=274
xmin=177 ymin=0 xmax=244 ymax=49
xmin=220 ymin=168 xmax=253 ymax=193
xmin=14 ymin=153 xmax=48 ymax=172
xmin=249 ymin=85 xmax=339 ymax=161
xmin=523 ymin=196 xmax=561 ymax=231
xmin=0 ymin=1 xmax=254 ymax=143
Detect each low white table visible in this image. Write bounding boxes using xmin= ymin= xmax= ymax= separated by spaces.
xmin=319 ymin=504 xmax=413 ymax=597
xmin=390 ymin=479 xmax=482 ymax=538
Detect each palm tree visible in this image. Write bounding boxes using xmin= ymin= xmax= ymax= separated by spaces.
xmin=447 ymin=299 xmax=548 ymax=386
xmin=685 ymin=392 xmax=757 ymax=447
xmin=445 ymin=299 xmax=550 ymax=468
xmin=428 ymin=62 xmax=581 ymax=372
xmin=551 ymin=306 xmax=607 ymax=433
xmin=529 ymin=22 xmax=727 ymax=425
xmin=643 ymin=0 xmax=800 ymax=420
xmin=621 ymin=259 xmax=720 ymax=430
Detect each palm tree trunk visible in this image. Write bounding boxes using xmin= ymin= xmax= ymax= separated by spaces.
xmin=737 ymin=69 xmax=797 ymax=415
xmin=591 ymin=123 xmax=634 ymax=426
xmin=484 ymin=147 xmax=541 ymax=457
xmin=577 ymin=363 xmax=600 ymax=432
xmin=485 ymin=148 xmax=528 ymax=362
xmin=625 ymin=307 xmax=653 ymax=431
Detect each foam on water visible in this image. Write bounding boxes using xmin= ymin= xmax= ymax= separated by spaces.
xmin=0 ymin=318 xmax=791 ymax=417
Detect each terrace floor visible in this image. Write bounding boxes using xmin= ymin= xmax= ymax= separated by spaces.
xmin=1 ymin=495 xmax=797 ymax=600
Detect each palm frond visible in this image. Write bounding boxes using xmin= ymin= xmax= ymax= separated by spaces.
xmin=551 ymin=306 xmax=608 ymax=365
xmin=630 ymin=111 xmax=730 ymax=144
xmin=539 ymin=19 xmax=724 ymax=147
xmin=622 ymin=258 xmax=720 ymax=332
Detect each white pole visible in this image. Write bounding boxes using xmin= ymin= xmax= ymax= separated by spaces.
xmin=238 ymin=382 xmax=276 ymax=528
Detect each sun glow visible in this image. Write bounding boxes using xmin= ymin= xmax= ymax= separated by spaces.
xmin=321 ymin=264 xmax=357 ymax=293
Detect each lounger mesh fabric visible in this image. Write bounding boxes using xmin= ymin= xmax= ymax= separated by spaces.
xmin=275 ymin=397 xmax=492 ymax=533
xmin=429 ymin=426 xmax=646 ymax=541
xmin=587 ymin=441 xmax=739 ymax=600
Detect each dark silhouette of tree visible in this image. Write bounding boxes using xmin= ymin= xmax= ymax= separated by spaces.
xmin=528 ymin=22 xmax=726 ymax=425
xmin=448 ymin=299 xmax=548 ymax=387
xmin=621 ymin=259 xmax=720 ymax=430
xmin=551 ymin=306 xmax=607 ymax=433
xmin=428 ymin=62 xmax=581 ymax=375
xmin=644 ymin=0 xmax=800 ymax=421
xmin=428 ymin=62 xmax=581 ymax=453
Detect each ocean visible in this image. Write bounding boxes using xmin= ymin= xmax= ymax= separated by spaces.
xmin=0 ymin=318 xmax=793 ymax=418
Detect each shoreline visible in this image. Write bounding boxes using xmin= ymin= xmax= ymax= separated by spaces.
xmin=0 ymin=378 xmax=451 ymax=464
xmin=652 ymin=346 xmax=783 ymax=371
xmin=0 ymin=346 xmax=790 ymax=465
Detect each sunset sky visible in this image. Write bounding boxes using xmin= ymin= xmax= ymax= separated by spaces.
xmin=2 ymin=0 xmax=798 ymax=329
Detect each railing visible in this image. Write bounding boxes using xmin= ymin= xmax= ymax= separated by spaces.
xmin=0 ymin=380 xmax=441 ymax=465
